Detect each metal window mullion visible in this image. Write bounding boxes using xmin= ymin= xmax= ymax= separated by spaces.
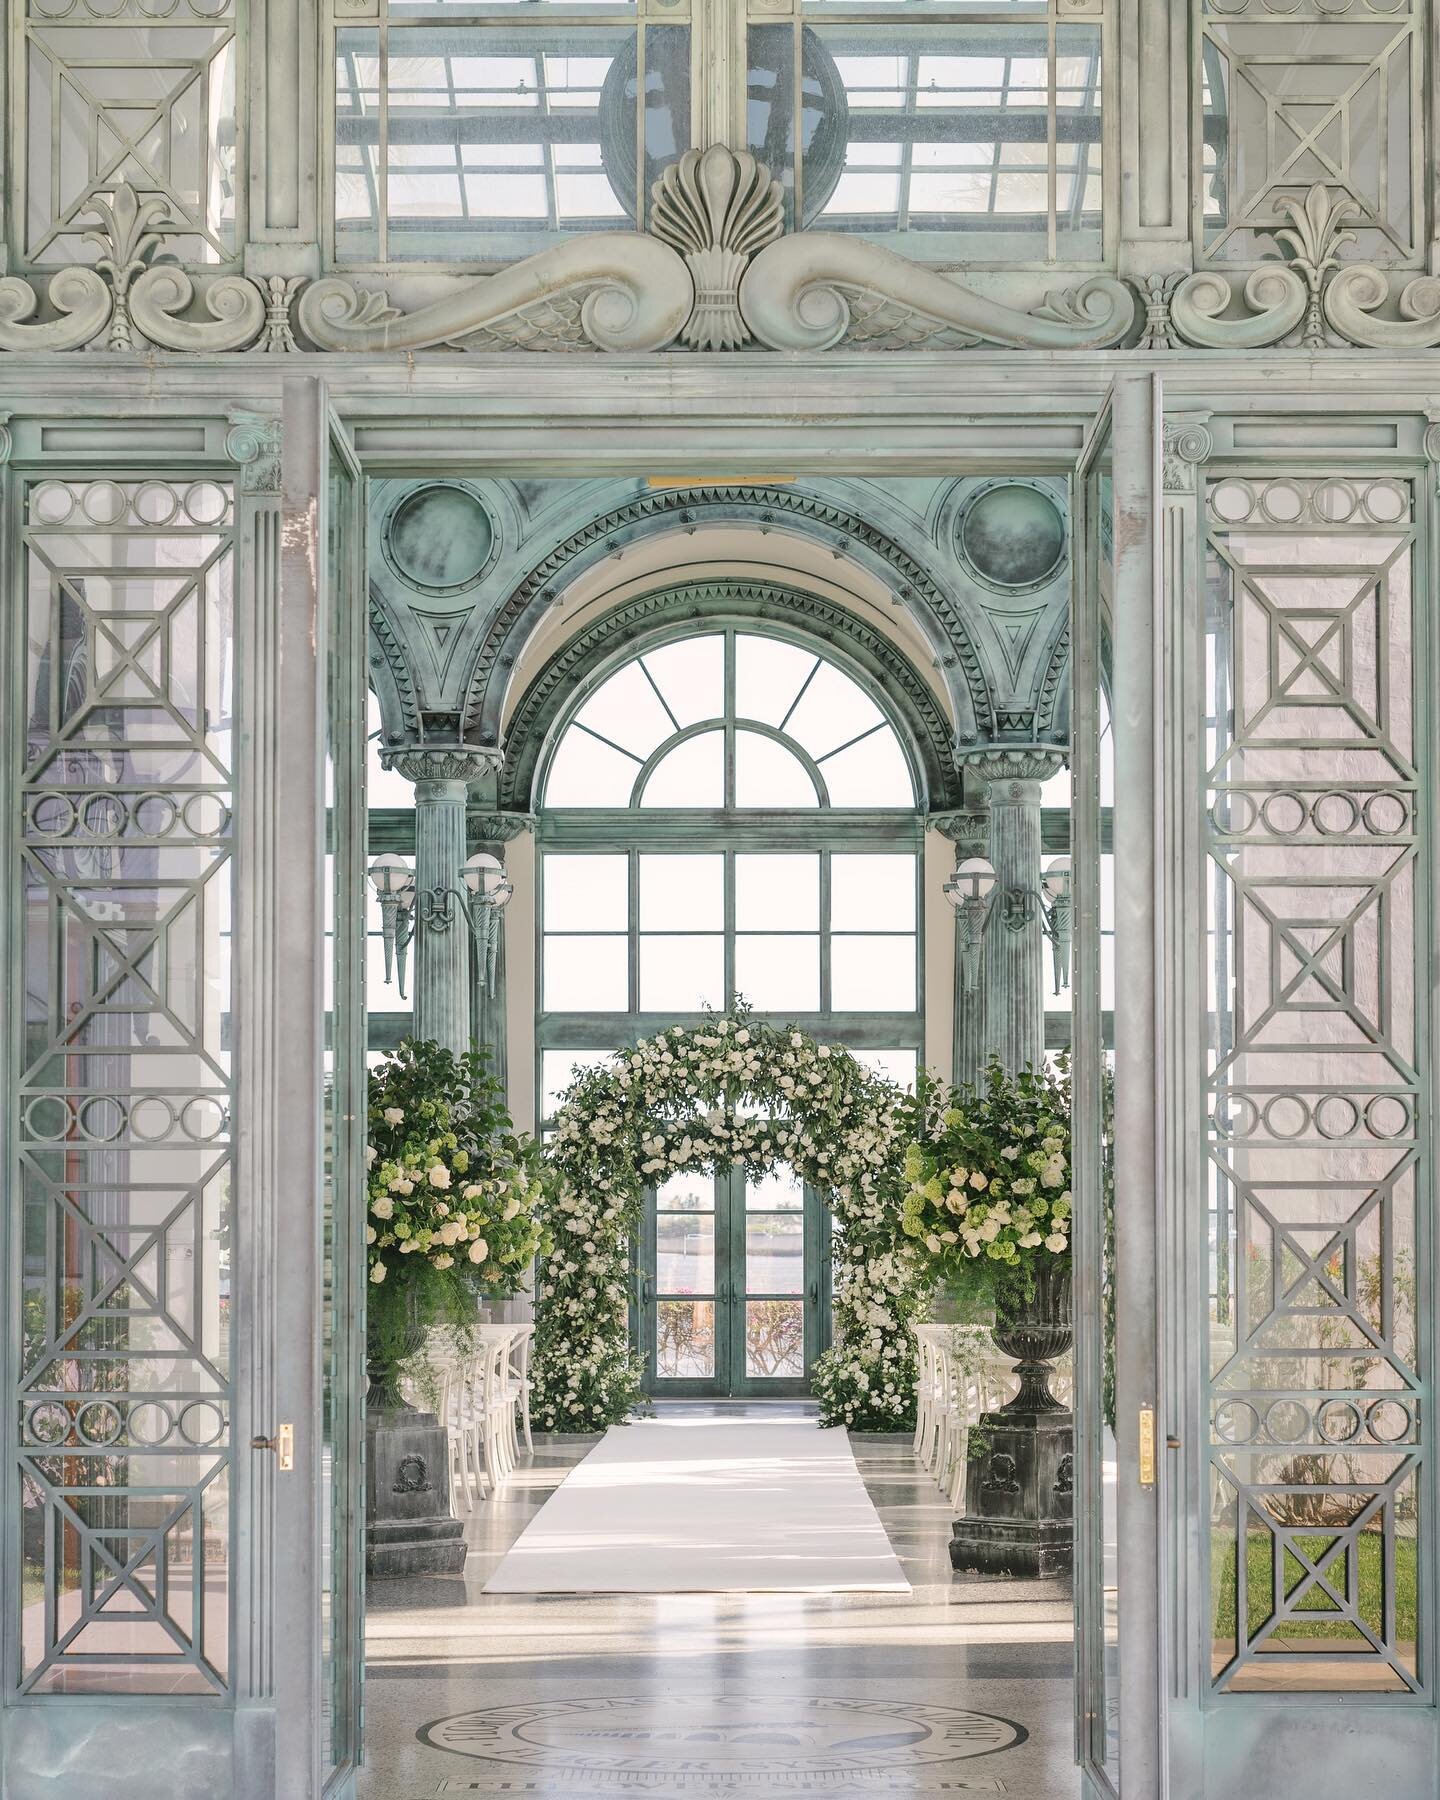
xmin=1047 ymin=3 xmax=1057 ymax=263
xmin=378 ymin=22 xmax=390 ymax=262
xmin=819 ymin=846 xmax=832 ymax=1012
xmin=636 ymin=19 xmax=647 ymax=229
xmin=724 ymin=847 xmax=737 ymax=1009
xmin=791 ymin=16 xmax=804 ymax=228
xmin=628 ymin=844 xmax=640 ymax=1014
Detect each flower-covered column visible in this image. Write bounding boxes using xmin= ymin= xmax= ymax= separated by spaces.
xmin=967 ymin=747 xmax=1066 ymax=1076
xmin=381 ymin=745 xmax=501 ymax=1053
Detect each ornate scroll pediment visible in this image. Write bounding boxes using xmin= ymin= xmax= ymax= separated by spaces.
xmin=738 ymin=234 xmax=1136 ymax=352
xmin=296 ymin=235 xmax=693 ymax=354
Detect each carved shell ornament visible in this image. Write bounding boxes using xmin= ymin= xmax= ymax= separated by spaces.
xmin=649 ymin=147 xmax=785 ymax=352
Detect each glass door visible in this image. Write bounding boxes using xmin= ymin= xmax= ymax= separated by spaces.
xmin=639 ymin=1167 xmax=826 ymax=1397
xmin=1071 ymin=373 xmax=1164 ymax=1799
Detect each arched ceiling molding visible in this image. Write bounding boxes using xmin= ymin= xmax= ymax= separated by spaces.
xmin=458 ymin=485 xmax=990 ymax=752
xmin=368 ymin=579 xmax=420 ymax=743
xmin=499 ymin=579 xmax=961 ymax=813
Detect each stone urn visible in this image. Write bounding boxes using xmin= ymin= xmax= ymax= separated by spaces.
xmin=365 ymin=1292 xmax=467 ymax=1579
xmin=950 ymin=1258 xmax=1074 ymax=1581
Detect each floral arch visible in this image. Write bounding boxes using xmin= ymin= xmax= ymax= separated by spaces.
xmin=532 ymin=1012 xmax=928 ymax=1433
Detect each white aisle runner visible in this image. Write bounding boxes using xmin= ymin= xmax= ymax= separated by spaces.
xmin=483 ymin=1416 xmax=911 ymax=1594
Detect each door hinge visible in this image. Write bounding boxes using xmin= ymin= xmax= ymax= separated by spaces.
xmin=252 ymin=1421 xmax=295 ymax=1472
xmin=1138 ymin=1406 xmax=1156 ymax=1488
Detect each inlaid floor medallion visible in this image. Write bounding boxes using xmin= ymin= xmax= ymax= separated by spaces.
xmin=418 ymin=1695 xmax=1026 ymax=1791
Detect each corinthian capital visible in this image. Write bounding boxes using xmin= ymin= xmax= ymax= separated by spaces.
xmin=380 ymin=744 xmax=503 ymax=786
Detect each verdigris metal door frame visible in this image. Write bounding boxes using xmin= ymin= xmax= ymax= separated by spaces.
xmin=637 ymin=1168 xmax=825 ymax=1399
xmin=1072 ymin=371 xmax=1167 ymax=1800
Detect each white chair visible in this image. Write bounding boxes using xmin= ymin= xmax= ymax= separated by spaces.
xmin=508 ymin=1322 xmax=535 ymax=1453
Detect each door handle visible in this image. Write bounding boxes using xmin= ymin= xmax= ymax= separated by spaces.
xmin=808 ymin=1279 xmax=819 ymax=1306
xmin=251 ymin=1422 xmax=295 ymax=1472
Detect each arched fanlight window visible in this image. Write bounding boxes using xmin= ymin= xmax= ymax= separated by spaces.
xmin=541 ymin=630 xmax=916 ymax=809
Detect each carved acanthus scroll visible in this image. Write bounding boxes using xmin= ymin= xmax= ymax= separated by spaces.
xmin=738 ymin=235 xmax=1136 ymax=352
xmin=297 ymin=235 xmax=693 ymax=354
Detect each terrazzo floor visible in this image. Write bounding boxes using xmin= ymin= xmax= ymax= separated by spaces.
xmin=359 ymin=1402 xmax=1081 ymax=1799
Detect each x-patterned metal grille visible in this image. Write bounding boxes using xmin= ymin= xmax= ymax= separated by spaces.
xmin=1203 ymin=471 xmax=1425 ymax=1695
xmin=22 ymin=0 xmax=241 ymax=267
xmin=13 ymin=477 xmax=235 ymax=1696
xmin=1197 ymin=0 xmax=1422 ymax=268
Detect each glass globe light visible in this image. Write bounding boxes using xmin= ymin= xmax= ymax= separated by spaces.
xmin=945 ymin=855 xmax=998 ymax=909
xmin=368 ymin=853 xmax=413 ymax=897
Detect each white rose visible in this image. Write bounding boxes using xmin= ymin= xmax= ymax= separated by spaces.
xmin=1044 ymin=1233 xmax=1068 ymax=1253
xmin=504 ymin=1196 xmax=521 ymax=1220
xmin=469 ymin=1238 xmax=489 ymax=1264
xmin=432 ymin=1253 xmax=454 ymax=1270
xmin=369 ymin=1262 xmax=387 ymax=1284
xmin=970 ymin=1171 xmax=987 ymax=1190
xmin=429 ymin=1164 xmax=451 ymax=1189
xmin=463 ymin=1183 xmax=482 ymax=1201
xmin=371 ymin=1197 xmax=394 ymax=1220
xmin=366 ymin=1225 xmax=377 ymax=1244
xmin=383 ymin=1107 xmax=404 ymax=1125
xmin=392 ymin=1178 xmax=414 ymax=1196
xmin=979 ymin=1217 xmax=1002 ymax=1242
xmin=365 ymin=1145 xmax=378 ymax=1167
xmin=1019 ymin=1231 xmax=1043 ymax=1248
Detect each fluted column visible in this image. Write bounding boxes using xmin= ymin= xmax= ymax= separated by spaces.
xmin=965 ymin=748 xmax=1066 ymax=1076
xmin=467 ymin=812 xmax=534 ymax=1096
xmin=382 ymin=747 xmax=502 ymax=1054
xmin=932 ymin=810 xmax=991 ymax=1091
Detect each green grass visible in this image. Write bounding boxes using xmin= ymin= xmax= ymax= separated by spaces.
xmin=1212 ymin=1531 xmax=1417 ymax=1645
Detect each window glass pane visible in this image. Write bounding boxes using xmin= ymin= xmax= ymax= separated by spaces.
xmin=657 ymin=1210 xmax=715 ymax=1292
xmin=848 ymin=1047 xmax=918 ymax=1090
xmin=640 ymin=637 xmax=724 ymax=726
xmin=544 ymin=934 xmax=628 ymax=1009
xmin=336 ymin=31 xmax=382 ymax=261
xmin=366 ymin=692 xmax=415 ymax=806
xmin=576 ymin=660 xmax=676 ymax=759
xmin=784 ymin=661 xmax=884 ymax=759
xmin=735 ymin=730 xmax=819 ymax=808
xmin=656 ymin=1300 xmax=715 ymax=1378
xmin=541 ymin=1049 xmax=613 ymax=1118
xmin=746 ymin=1300 xmax=805 ymax=1378
xmin=656 ymin=1172 xmax=712 ymax=1211
xmin=640 ymin=853 xmax=723 ymax=930
xmin=736 ymin=853 xmax=819 ymax=930
xmin=640 ymin=730 xmax=724 ymax=807
xmin=640 ymin=935 xmax=725 ymax=1011
xmin=747 ymin=1169 xmax=804 ymax=1210
xmin=819 ymin=728 xmax=914 ymax=805
xmin=375 ymin=26 xmax=637 ymax=263
xmin=735 ymin=634 xmax=818 ymax=726
xmin=831 ymin=934 xmax=916 ymax=1010
xmin=544 ymin=726 xmax=639 ymax=806
xmin=544 ymin=852 xmax=628 ymax=931
xmin=746 ymin=1211 xmax=805 ymax=1294
xmin=735 ymin=934 xmax=820 ymax=1011
xmin=831 ymin=853 xmax=916 ymax=931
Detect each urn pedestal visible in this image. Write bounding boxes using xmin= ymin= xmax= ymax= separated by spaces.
xmin=364 ymin=1346 xmax=467 ymax=1580
xmin=950 ymin=1263 xmax=1073 ymax=1581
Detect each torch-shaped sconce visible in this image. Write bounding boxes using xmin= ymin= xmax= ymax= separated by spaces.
xmin=368 ymin=854 xmax=417 ymax=998
xmin=460 ymin=852 xmax=513 ymax=996
xmin=943 ymin=855 xmax=998 ymax=997
xmin=370 ymin=851 xmax=513 ymax=997
xmin=1040 ymin=856 xmax=1073 ymax=996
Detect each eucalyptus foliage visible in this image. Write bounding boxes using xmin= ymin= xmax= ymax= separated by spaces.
xmin=534 ymin=1009 xmax=929 ymax=1433
xmin=366 ymin=1039 xmax=549 ymax=1375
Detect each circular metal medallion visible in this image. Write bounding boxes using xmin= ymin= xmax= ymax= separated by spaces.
xmin=420 ymin=1695 xmax=1025 ymax=1788
xmin=956 ymin=482 xmax=1067 ymax=595
xmin=383 ymin=483 xmax=495 ymax=594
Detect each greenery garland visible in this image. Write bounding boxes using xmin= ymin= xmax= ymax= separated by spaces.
xmin=533 ymin=1010 xmax=930 ymax=1433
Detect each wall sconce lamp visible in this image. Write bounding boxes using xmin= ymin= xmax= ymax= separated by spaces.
xmin=368 ymin=852 xmax=513 ymax=998
xmin=368 ymin=854 xmax=417 ymax=998
xmin=943 ymin=852 xmax=1073 ymax=997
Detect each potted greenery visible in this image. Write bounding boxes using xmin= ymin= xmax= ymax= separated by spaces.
xmin=901 ymin=1057 xmax=1072 ymax=1412
xmin=366 ymin=1038 xmax=549 ymax=1411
